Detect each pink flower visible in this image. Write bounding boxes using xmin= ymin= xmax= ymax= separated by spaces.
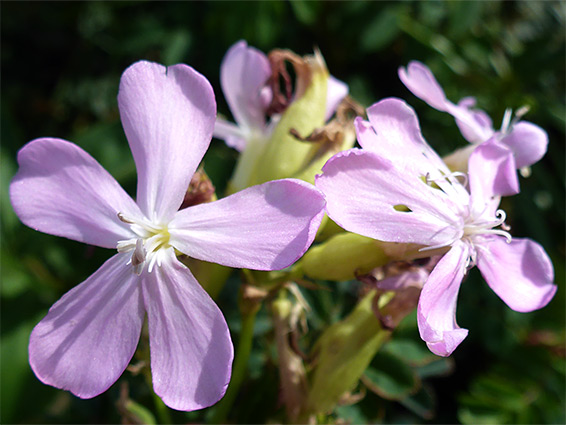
xmin=398 ymin=61 xmax=548 ymax=170
xmin=10 ymin=61 xmax=326 ymax=410
xmin=316 ymin=98 xmax=556 ymax=357
xmin=213 ymin=40 xmax=348 ymax=152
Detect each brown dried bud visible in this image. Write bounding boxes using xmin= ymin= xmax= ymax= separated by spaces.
xmin=179 ymin=168 xmax=216 ymax=210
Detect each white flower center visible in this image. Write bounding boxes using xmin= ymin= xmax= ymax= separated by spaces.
xmin=116 ymin=213 xmax=172 ymax=275
xmin=462 ymin=209 xmax=512 ymax=268
xmin=463 ymin=209 xmax=511 ymax=243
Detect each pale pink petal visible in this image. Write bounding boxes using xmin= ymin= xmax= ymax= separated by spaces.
xmin=417 ymin=241 xmax=469 ymax=357
xmin=324 ymin=75 xmax=348 ymax=121
xmin=169 ymin=179 xmax=325 ymax=270
xmin=476 ymin=237 xmax=556 ymax=313
xmin=454 ymin=97 xmax=494 ymax=143
xmin=315 ymin=149 xmax=463 ymax=247
xmin=220 ymin=40 xmax=271 ymax=133
xmin=10 ymin=138 xmax=140 ymax=249
xmin=213 ymin=118 xmax=247 ymax=152
xmin=501 ymin=121 xmax=548 ymax=168
xmin=118 ymin=61 xmax=215 ymax=222
xmin=376 ymin=269 xmax=428 ymax=291
xmin=362 ymin=99 xmax=463 ymax=203
xmin=398 ymin=61 xmax=450 ymax=111
xmin=142 ymin=256 xmax=233 ymax=411
xmin=29 ymin=253 xmax=144 ymax=398
xmin=468 ymin=139 xmax=519 ymax=207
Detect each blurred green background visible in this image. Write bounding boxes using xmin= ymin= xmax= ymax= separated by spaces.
xmin=1 ymin=1 xmax=564 ymax=424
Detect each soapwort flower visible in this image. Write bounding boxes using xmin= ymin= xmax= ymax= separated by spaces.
xmin=399 ymin=61 xmax=548 ymax=174
xmin=316 ymin=98 xmax=556 ymax=356
xmin=213 ymin=40 xmax=348 ymax=153
xmin=10 ymin=61 xmax=326 ymax=410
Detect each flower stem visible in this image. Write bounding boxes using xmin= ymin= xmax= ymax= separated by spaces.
xmin=209 ymin=304 xmax=259 ymax=423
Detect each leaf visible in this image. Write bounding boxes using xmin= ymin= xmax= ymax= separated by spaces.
xmin=384 ymin=339 xmax=438 ymax=367
xmin=363 ymin=352 xmax=419 ymax=401
xmin=360 ymin=7 xmax=402 ymax=53
xmin=398 ymin=384 xmax=436 ymax=420
xmin=416 ymin=357 xmax=454 ymax=379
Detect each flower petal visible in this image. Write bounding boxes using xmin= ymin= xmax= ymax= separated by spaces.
xmin=417 ymin=241 xmax=469 ymax=357
xmin=362 ymin=98 xmax=467 ymax=205
xmin=468 ymin=138 xmax=519 ymax=206
xmin=324 ymin=75 xmax=348 ymax=121
xmin=501 ymin=121 xmax=548 ymax=169
xmin=169 ymin=179 xmax=326 ymax=270
xmin=316 ymin=149 xmax=463 ymax=247
xmin=118 ymin=61 xmax=216 ymax=222
xmin=399 ymin=61 xmax=495 ymax=144
xmin=29 ymin=253 xmax=144 ymax=398
xmin=454 ymin=97 xmax=494 ymax=143
xmin=213 ymin=118 xmax=247 ymax=152
xmin=10 ymin=138 xmax=140 ymax=248
xmin=398 ymin=61 xmax=450 ymax=111
xmin=476 ymin=237 xmax=556 ymax=313
xmin=220 ymin=40 xmax=271 ymax=134
xmin=142 ymin=257 xmax=233 ymax=411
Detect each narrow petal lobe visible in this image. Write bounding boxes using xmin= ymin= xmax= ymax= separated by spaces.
xmin=501 ymin=121 xmax=548 ymax=169
xmin=170 ymin=179 xmax=326 ymax=270
xmin=29 ymin=253 xmax=144 ymax=398
xmin=10 ymin=138 xmax=140 ymax=249
xmin=142 ymin=256 xmax=233 ymax=411
xmin=118 ymin=61 xmax=216 ymax=222
xmin=417 ymin=241 xmax=470 ymax=357
xmin=476 ymin=237 xmax=556 ymax=313
xmin=220 ymin=40 xmax=271 ymax=133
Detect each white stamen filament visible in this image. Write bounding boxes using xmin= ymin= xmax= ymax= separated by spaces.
xmin=116 ymin=212 xmax=171 ymax=275
xmin=464 ymin=209 xmax=512 ymax=243
xmin=425 ymin=170 xmax=468 ymax=187
xmin=500 ymin=108 xmax=513 ymax=134
xmin=499 ymin=105 xmax=529 ymax=138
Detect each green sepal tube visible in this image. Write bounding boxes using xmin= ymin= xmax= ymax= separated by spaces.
xmin=297 ymin=232 xmax=390 ymax=281
xmin=249 ymin=57 xmax=328 ymax=186
xmin=301 ymin=290 xmax=391 ymax=418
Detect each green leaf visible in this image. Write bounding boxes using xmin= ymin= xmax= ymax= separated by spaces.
xmin=121 ymin=399 xmax=157 ymax=425
xmin=416 ymin=357 xmax=454 ymax=379
xmin=363 ymin=352 xmax=419 ymax=401
xmin=399 ymin=384 xmax=436 ymax=420
xmin=289 ymin=0 xmax=320 ymax=25
xmin=384 ymin=339 xmax=438 ymax=367
xmin=360 ymin=7 xmax=402 ymax=53
xmin=0 ymin=317 xmax=38 ymax=422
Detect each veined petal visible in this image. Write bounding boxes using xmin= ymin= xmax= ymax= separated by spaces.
xmin=468 ymin=139 xmax=519 ymax=209
xmin=220 ymin=40 xmax=271 ymax=133
xmin=170 ymin=179 xmax=325 ymax=270
xmin=213 ymin=118 xmax=247 ymax=152
xmin=29 ymin=253 xmax=144 ymax=399
xmin=118 ymin=61 xmax=216 ymax=222
xmin=453 ymin=97 xmax=494 ymax=143
xmin=476 ymin=237 xmax=556 ymax=313
xmin=398 ymin=61 xmax=450 ymax=111
xmin=10 ymin=138 xmax=140 ymax=249
xmin=501 ymin=121 xmax=548 ymax=168
xmin=417 ymin=241 xmax=469 ymax=357
xmin=142 ymin=256 xmax=233 ymax=411
xmin=316 ymin=149 xmax=463 ymax=247
xmin=363 ymin=98 xmax=451 ymax=176
xmin=324 ymin=75 xmax=348 ymax=121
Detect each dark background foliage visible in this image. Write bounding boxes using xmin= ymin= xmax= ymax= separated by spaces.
xmin=1 ymin=1 xmax=564 ymax=424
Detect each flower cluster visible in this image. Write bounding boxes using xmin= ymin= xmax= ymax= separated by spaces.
xmin=10 ymin=40 xmax=557 ymax=416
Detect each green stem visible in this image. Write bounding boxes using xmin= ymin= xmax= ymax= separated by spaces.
xmin=142 ymin=367 xmax=172 ymax=424
xmin=151 ymin=390 xmax=173 ymax=425
xmin=209 ymin=307 xmax=258 ymax=423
